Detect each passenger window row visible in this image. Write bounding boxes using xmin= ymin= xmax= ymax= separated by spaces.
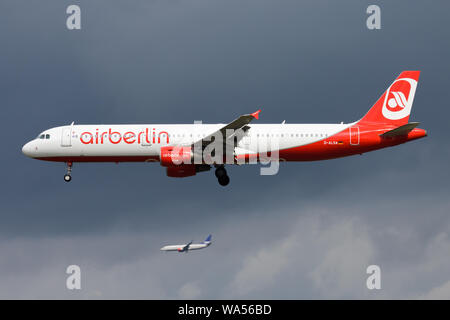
xmin=255 ymin=133 xmax=328 ymax=138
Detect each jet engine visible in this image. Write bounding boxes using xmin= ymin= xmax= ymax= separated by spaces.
xmin=160 ymin=146 xmax=193 ymax=167
xmin=166 ymin=165 xmax=197 ymax=178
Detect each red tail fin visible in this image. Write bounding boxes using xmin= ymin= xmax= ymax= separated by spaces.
xmin=358 ymin=71 xmax=420 ymax=126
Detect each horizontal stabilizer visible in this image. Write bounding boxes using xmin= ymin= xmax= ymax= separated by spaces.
xmin=380 ymin=122 xmax=420 ymax=138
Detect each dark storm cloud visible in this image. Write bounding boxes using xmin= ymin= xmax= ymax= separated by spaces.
xmin=0 ymin=0 xmax=449 ymax=298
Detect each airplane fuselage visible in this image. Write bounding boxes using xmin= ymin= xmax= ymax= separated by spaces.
xmin=160 ymin=243 xmax=210 ymax=252
xmin=22 ymin=122 xmax=426 ymax=163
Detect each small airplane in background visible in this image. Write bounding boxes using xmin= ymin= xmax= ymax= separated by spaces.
xmin=160 ymin=235 xmax=212 ymax=253
xmin=22 ymin=71 xmax=427 ymax=186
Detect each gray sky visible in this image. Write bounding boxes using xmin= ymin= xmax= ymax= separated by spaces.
xmin=1 ymin=0 xmax=450 ymax=299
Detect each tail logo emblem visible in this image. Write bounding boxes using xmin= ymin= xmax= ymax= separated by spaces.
xmin=382 ymin=78 xmax=417 ymax=120
xmin=388 ymin=91 xmax=408 ymax=109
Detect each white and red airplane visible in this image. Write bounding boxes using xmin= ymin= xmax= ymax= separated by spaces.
xmin=22 ymin=71 xmax=426 ymax=186
xmin=160 ymin=235 xmax=212 ymax=253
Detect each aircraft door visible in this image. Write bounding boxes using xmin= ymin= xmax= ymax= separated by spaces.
xmin=242 ymin=133 xmax=251 ymax=149
xmin=61 ymin=126 xmax=72 ymax=147
xmin=350 ymin=126 xmax=360 ymax=145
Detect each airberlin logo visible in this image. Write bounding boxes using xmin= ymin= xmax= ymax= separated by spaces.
xmin=388 ymin=91 xmax=408 ymax=110
xmin=79 ymin=128 xmax=169 ymax=145
xmin=382 ymin=78 xmax=417 ymax=120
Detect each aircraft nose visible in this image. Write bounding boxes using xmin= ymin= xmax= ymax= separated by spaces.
xmin=22 ymin=142 xmax=34 ymax=157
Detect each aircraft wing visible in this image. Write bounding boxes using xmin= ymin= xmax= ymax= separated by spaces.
xmin=380 ymin=122 xmax=420 ymax=138
xmin=181 ymin=241 xmax=193 ymax=252
xmin=192 ymin=110 xmax=261 ymax=147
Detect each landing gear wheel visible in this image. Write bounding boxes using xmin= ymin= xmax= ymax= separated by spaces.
xmin=218 ymin=175 xmax=230 ymax=186
xmin=215 ymin=167 xmax=227 ymax=178
xmin=64 ymin=162 xmax=73 ymax=182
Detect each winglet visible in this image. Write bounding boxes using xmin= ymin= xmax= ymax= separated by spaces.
xmin=251 ymin=109 xmax=261 ymax=120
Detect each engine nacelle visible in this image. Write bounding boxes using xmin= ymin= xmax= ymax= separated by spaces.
xmin=166 ymin=165 xmax=197 ymax=178
xmin=160 ymin=146 xmax=193 ymax=167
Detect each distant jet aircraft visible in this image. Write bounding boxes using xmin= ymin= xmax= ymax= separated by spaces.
xmin=22 ymin=71 xmax=427 ymax=186
xmin=160 ymin=235 xmax=212 ymax=253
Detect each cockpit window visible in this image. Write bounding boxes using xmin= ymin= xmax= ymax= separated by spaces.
xmin=39 ymin=134 xmax=45 ymax=139
xmin=45 ymin=134 xmax=50 ymax=139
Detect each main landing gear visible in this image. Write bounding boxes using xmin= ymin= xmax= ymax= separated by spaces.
xmin=215 ymin=165 xmax=230 ymax=186
xmin=64 ymin=162 xmax=73 ymax=182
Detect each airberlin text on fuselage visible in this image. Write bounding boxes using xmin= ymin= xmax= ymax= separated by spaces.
xmin=79 ymin=128 xmax=169 ymax=145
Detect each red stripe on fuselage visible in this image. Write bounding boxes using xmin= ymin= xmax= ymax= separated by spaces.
xmin=240 ymin=126 xmax=427 ymax=162
xmin=35 ymin=155 xmax=160 ymax=162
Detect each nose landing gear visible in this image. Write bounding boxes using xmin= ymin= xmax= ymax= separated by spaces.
xmin=215 ymin=166 xmax=230 ymax=186
xmin=64 ymin=162 xmax=73 ymax=182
